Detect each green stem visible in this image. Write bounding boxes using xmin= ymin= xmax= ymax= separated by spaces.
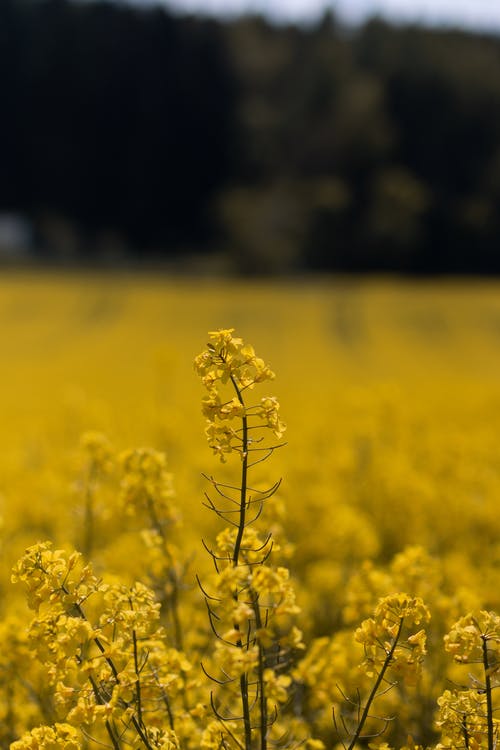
xmin=461 ymin=713 xmax=470 ymax=750
xmin=161 ymin=689 xmax=175 ymax=730
xmin=240 ymin=673 xmax=253 ymax=750
xmin=253 ymin=592 xmax=267 ymax=750
xmin=229 ymin=372 xmax=252 ymax=750
xmin=133 ymin=629 xmax=145 ymax=731
xmin=481 ymin=635 xmax=495 ymax=750
xmin=230 ymin=374 xmax=248 ymax=568
xmin=105 ymin=720 xmax=121 ymax=750
xmin=347 ymin=617 xmax=404 ymax=750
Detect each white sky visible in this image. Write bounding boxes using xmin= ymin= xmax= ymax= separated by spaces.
xmin=160 ymin=0 xmax=500 ymax=31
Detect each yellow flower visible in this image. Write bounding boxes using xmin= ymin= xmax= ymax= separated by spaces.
xmin=445 ymin=611 xmax=500 ymax=664
xmin=263 ymin=668 xmax=292 ymax=704
xmin=195 ymin=329 xmax=283 ymax=459
xmin=119 ymin=447 xmax=177 ymax=522
xmin=10 ymin=723 xmax=81 ymax=750
xmin=11 ymin=542 xmax=100 ymax=612
xmin=355 ymin=592 xmax=430 ymax=683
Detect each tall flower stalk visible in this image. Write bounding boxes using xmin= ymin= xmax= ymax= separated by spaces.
xmin=195 ymin=329 xmax=301 ymax=750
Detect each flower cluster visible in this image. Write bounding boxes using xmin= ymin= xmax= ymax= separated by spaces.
xmin=444 ymin=611 xmax=500 ymax=665
xmin=12 ymin=542 xmax=194 ymax=749
xmin=11 ymin=541 xmax=100 ymax=613
xmin=80 ymin=431 xmax=115 ymax=476
xmin=437 ymin=612 xmax=500 ymax=750
xmin=118 ymin=446 xmax=187 ymax=648
xmin=120 ymin=448 xmax=177 ymax=524
xmin=195 ymin=328 xmax=285 ymax=460
xmin=194 ymin=329 xmax=276 ymax=390
xmin=435 ymin=689 xmax=491 ymax=750
xmin=355 ymin=593 xmax=430 ymax=684
xmin=10 ymin=723 xmax=82 ymax=750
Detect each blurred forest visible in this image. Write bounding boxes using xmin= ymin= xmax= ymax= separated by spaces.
xmin=2 ymin=0 xmax=500 ymax=273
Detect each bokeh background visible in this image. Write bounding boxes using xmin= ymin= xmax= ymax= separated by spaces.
xmin=2 ymin=0 xmax=500 ymax=274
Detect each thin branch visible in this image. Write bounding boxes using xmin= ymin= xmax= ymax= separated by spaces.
xmin=201 ymin=662 xmax=238 ymax=686
xmin=196 ymin=573 xmax=223 ymax=601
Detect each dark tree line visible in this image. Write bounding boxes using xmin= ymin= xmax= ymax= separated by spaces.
xmin=2 ymin=0 xmax=500 ymax=272
xmin=1 ymin=0 xmax=236 ymax=257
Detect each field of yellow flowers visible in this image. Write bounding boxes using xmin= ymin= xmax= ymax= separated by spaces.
xmin=2 ymin=270 xmax=500 ymax=750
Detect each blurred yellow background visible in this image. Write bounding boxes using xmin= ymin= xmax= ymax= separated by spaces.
xmin=2 ymin=271 xmax=500 ymax=582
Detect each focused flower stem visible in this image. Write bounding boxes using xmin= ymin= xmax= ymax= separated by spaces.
xmin=195 ymin=330 xmax=291 ymax=750
xmin=230 ymin=372 xmax=249 ymax=568
xmin=229 ymin=369 xmax=252 ymax=750
xmin=229 ymin=363 xmax=270 ymax=750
